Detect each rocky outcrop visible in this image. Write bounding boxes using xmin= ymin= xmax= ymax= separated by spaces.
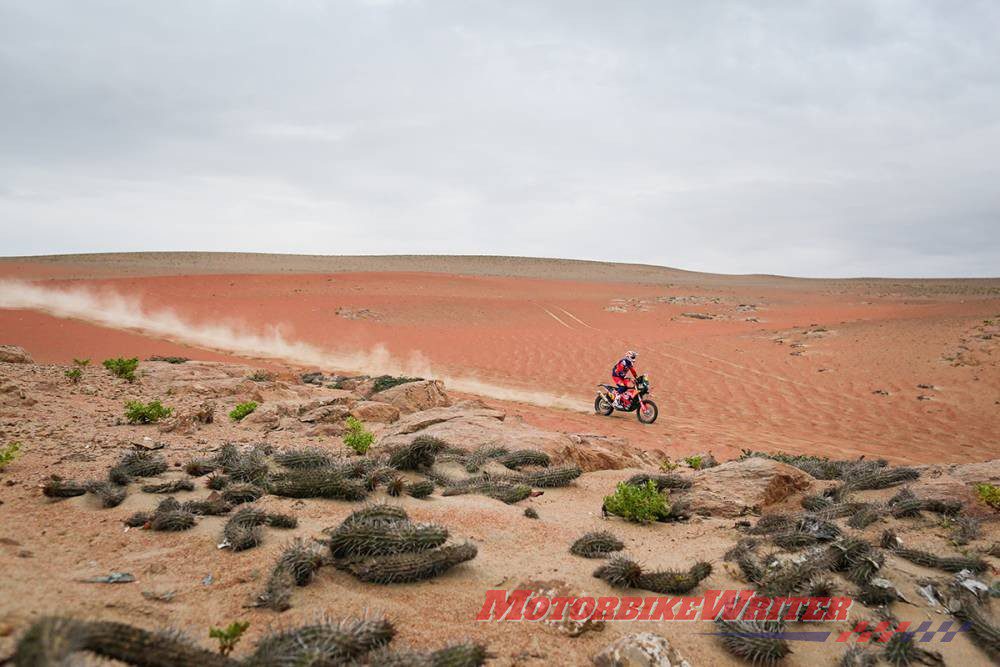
xmin=350 ymin=400 xmax=400 ymax=424
xmin=593 ymin=632 xmax=691 ymax=667
xmin=158 ymin=401 xmax=215 ymax=434
xmin=553 ymin=434 xmax=666 ymax=472
xmin=370 ymin=379 xmax=451 ymax=414
xmin=909 ymin=460 xmax=1000 ymax=516
xmin=686 ymin=457 xmax=813 ymax=517
xmin=0 ymin=345 xmax=33 ymax=364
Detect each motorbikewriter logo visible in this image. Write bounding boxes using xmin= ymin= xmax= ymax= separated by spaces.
xmin=476 ymin=589 xmax=970 ymax=644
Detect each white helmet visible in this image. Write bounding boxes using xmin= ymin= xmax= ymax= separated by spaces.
xmin=626 ymin=350 xmax=637 ymax=361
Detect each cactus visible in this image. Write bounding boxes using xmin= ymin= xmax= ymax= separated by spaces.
xmin=257 ymin=565 xmax=294 ymax=612
xmin=343 ymin=503 xmax=409 ymax=526
xmin=624 ymin=472 xmax=692 ymax=490
xmin=847 ymin=505 xmax=880 ymax=529
xmin=951 ymin=600 xmax=1000 ymax=660
xmin=389 ymin=435 xmax=447 ymax=470
xmin=516 ymin=465 xmax=582 ymax=488
xmin=951 ymin=516 xmax=981 ymax=545
xmin=184 ymin=458 xmax=216 ymax=476
xmin=15 ymin=617 xmax=237 ymax=667
xmin=124 ymin=511 xmax=153 ymax=527
xmin=893 ymin=548 xmax=987 ymax=573
xmin=758 ymin=552 xmax=835 ymax=597
xmin=464 ymin=445 xmax=509 ymax=472
xmin=750 ymin=514 xmax=796 ymax=535
xmin=638 ymin=562 xmax=712 ymax=594
xmin=857 ymin=581 xmax=897 ymax=606
xmin=815 ymin=502 xmax=870 ymax=522
xmin=249 ymin=616 xmax=395 ymax=666
xmin=364 ymin=465 xmax=399 ymax=491
xmin=737 ymin=552 xmax=766 ymax=585
xmin=593 ymin=555 xmax=643 ymax=588
xmin=116 ymin=450 xmax=168 ymax=478
xmin=182 ymin=496 xmax=231 ymax=516
xmin=386 ymin=475 xmax=406 ymax=497
xmin=43 ymin=476 xmax=87 ymax=498
xmin=221 ymin=482 xmax=266 ymax=505
xmin=329 ymin=521 xmax=449 ymax=558
xmin=269 ymin=469 xmax=367 ymax=500
xmin=485 ymin=482 xmax=532 ymax=504
xmin=882 ymin=632 xmax=940 ymax=666
xmin=715 ymin=619 xmax=791 ymax=665
xmin=570 ymin=531 xmax=625 ymax=558
xmin=771 ymin=531 xmax=820 ymax=550
xmin=141 ymin=479 xmax=195 ymax=494
xmin=226 ymin=456 xmax=270 ymax=485
xmin=276 ymin=538 xmax=325 ymax=586
xmin=839 ymin=644 xmax=877 ymax=667
xmin=206 ymin=472 xmax=230 ymax=490
xmin=523 ymin=507 xmax=539 ymax=519
xmin=108 ymin=465 xmax=133 ymax=486
xmin=408 ymin=479 xmax=435 ymax=499
xmin=274 ymin=448 xmax=334 ymax=469
xmin=222 ymin=507 xmax=268 ymax=551
xmin=429 ymin=641 xmax=490 ymax=666
xmin=266 ymin=513 xmax=298 ymax=529
xmin=85 ymin=480 xmax=128 ymax=507
xmin=150 ymin=509 xmax=196 ymax=532
xmin=724 ymin=538 xmax=759 ymax=561
xmin=844 ymin=466 xmax=920 ymax=493
xmin=497 ymin=449 xmax=550 ymax=470
xmin=344 ymin=542 xmax=478 ymax=584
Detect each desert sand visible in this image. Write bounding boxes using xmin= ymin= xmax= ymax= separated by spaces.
xmin=0 ymin=253 xmax=998 ymax=666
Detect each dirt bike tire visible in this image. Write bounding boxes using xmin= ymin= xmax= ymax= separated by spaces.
xmin=594 ymin=395 xmax=613 ymax=416
xmin=636 ymin=400 xmax=658 ymax=424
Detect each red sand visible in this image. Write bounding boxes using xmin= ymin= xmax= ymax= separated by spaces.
xmin=2 ymin=255 xmax=998 ymax=464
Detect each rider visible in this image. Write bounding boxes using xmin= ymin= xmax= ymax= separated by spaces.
xmin=611 ymin=350 xmax=639 ymax=409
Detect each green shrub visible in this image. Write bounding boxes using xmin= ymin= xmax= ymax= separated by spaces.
xmin=125 ymin=400 xmax=173 ymax=424
xmin=343 ymin=416 xmax=374 ymax=455
xmin=372 ymin=375 xmax=423 ymax=393
xmin=65 ymin=368 xmax=82 ymax=383
xmin=684 ymin=455 xmax=704 ymax=470
xmin=147 ymin=355 xmax=189 ymax=364
xmin=659 ymin=458 xmax=679 ymax=472
xmin=603 ymin=481 xmax=670 ymax=523
xmin=209 ymin=620 xmax=249 ymax=656
xmin=103 ymin=357 xmax=139 ymax=382
xmin=976 ymin=483 xmax=1000 ymax=511
xmin=0 ymin=442 xmax=20 ymax=471
xmin=229 ymin=401 xmax=258 ymax=422
xmin=73 ymin=358 xmax=90 ymax=367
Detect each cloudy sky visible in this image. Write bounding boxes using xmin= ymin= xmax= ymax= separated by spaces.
xmin=1 ymin=1 xmax=998 ymax=277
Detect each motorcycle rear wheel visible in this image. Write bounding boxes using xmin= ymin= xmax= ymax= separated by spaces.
xmin=636 ymin=400 xmax=658 ymax=424
xmin=594 ymin=395 xmax=613 ymax=416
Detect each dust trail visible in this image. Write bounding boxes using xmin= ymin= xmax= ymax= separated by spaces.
xmin=0 ymin=280 xmax=586 ymax=411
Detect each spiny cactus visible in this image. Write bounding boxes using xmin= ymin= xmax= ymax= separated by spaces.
xmin=85 ymin=480 xmax=128 ymax=507
xmin=951 ymin=516 xmax=981 ymax=545
xmin=715 ymin=619 xmax=791 ymax=665
xmin=329 ymin=520 xmax=449 ymax=558
xmin=464 ymin=445 xmax=509 ymax=472
xmin=771 ymin=531 xmax=821 ymax=550
xmin=141 ymin=479 xmax=195 ymax=494
xmin=389 ymin=435 xmax=447 ymax=470
xmin=593 ymin=555 xmax=643 ymax=588
xmin=225 ymin=456 xmax=270 ymax=485
xmin=846 ymin=505 xmax=881 ymax=529
xmin=951 ymin=600 xmax=1000 ymax=660
xmin=881 ymin=531 xmax=987 ymax=573
xmin=842 ymin=466 xmax=920 ymax=493
xmin=115 ymin=450 xmax=168 ymax=478
xmin=257 ymin=565 xmax=294 ymax=612
xmin=749 ymin=513 xmax=796 ymax=535
xmin=156 ymin=496 xmax=181 ymax=513
xmin=184 ymin=458 xmax=216 ymax=476
xmin=43 ymin=476 xmax=87 ymax=498
xmin=342 ymin=503 xmax=409 ymax=526
xmin=182 ymin=496 xmax=231 ymax=516
xmin=570 ymin=530 xmax=625 ymax=558
xmin=523 ymin=507 xmax=539 ymax=519
xmin=15 ymin=617 xmax=237 ymax=667
xmin=515 ymin=465 xmax=582 ymax=488
xmin=484 ymin=482 xmax=532 ymax=504
xmin=724 ymin=538 xmax=759 ymax=561
xmin=856 ymin=581 xmax=897 ymax=606
xmin=815 ymin=502 xmax=871 ymax=522
xmin=269 ymin=469 xmax=367 ymax=500
xmin=249 ymin=615 xmax=396 ymax=666
xmin=273 ymin=448 xmax=334 ymax=469
xmin=124 ymin=511 xmax=153 ymax=527
xmin=624 ymin=472 xmax=692 ymax=490
xmin=839 ymin=644 xmax=877 ymax=667
xmin=108 ymin=465 xmax=133 ymax=486
xmin=386 ymin=475 xmax=406 ymax=497
xmin=363 ymin=465 xmax=399 ymax=491
xmin=637 ymin=562 xmax=712 ymax=594
xmin=221 ymin=482 xmax=266 ymax=505
xmin=882 ymin=631 xmax=942 ymax=665
xmin=497 ymin=449 xmax=550 ymax=470
xmin=150 ymin=509 xmax=196 ymax=532
xmin=343 ymin=542 xmax=478 ymax=584
xmin=428 ymin=641 xmax=490 ymax=666
xmin=801 ymin=494 xmax=834 ymax=511
xmin=758 ymin=552 xmax=836 ymax=597
xmin=206 ymin=472 xmax=230 ymax=490
xmin=407 ymin=479 xmax=435 ymax=499
xmin=276 ymin=538 xmax=325 ymax=586
xmin=266 ymin=512 xmax=298 ymax=529
xmin=222 ymin=507 xmax=268 ymax=551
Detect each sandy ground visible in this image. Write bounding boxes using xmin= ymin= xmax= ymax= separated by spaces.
xmin=0 ymin=253 xmax=998 ymax=665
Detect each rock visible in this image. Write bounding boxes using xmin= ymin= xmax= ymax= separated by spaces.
xmin=301 ymin=371 xmax=327 ymax=385
xmin=687 ymin=458 xmax=813 ymax=517
xmin=0 ymin=345 xmax=33 ymax=364
xmin=593 ymin=632 xmax=691 ymax=667
xmin=910 ymin=460 xmax=1000 ymax=517
xmin=680 ymin=312 xmax=713 ymax=320
xmin=554 ymin=434 xmax=665 ymax=472
xmin=0 ymin=382 xmax=36 ymax=408
xmin=158 ymin=401 xmax=215 ymax=435
xmin=350 ymin=401 xmax=400 ymax=424
xmin=370 ymin=379 xmax=451 ymax=414
xmin=298 ymin=404 xmax=351 ymax=424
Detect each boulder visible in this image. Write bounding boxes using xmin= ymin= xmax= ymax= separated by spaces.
xmin=158 ymin=401 xmax=215 ymax=434
xmin=350 ymin=401 xmax=400 ymax=424
xmin=553 ymin=434 xmax=666 ymax=472
xmin=370 ymin=379 xmax=451 ymax=414
xmin=909 ymin=460 xmax=1000 ymax=516
xmin=0 ymin=345 xmax=33 ymax=364
xmin=687 ymin=458 xmax=813 ymax=517
xmin=380 ymin=402 xmax=506 ymax=438
xmin=299 ymin=404 xmax=352 ymax=424
xmin=593 ymin=633 xmax=691 ymax=667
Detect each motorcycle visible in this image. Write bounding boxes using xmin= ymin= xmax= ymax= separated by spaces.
xmin=594 ymin=374 xmax=658 ymax=424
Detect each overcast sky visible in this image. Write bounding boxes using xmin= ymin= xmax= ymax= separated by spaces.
xmin=1 ymin=1 xmax=998 ymax=277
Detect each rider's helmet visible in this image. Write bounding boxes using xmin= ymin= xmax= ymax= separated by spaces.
xmin=626 ymin=350 xmax=637 ymax=362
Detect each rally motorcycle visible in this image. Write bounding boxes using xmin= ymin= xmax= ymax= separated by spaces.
xmin=594 ymin=374 xmax=658 ymax=424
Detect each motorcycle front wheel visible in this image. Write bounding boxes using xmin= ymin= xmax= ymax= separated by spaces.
xmin=594 ymin=395 xmax=613 ymax=416
xmin=636 ymin=400 xmax=658 ymax=424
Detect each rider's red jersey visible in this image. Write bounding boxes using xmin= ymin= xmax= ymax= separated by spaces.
xmin=612 ymin=357 xmax=637 ymax=380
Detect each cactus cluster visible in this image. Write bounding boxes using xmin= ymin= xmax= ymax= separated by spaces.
xmin=273 ymin=447 xmax=335 ymax=469
xmin=570 ymin=530 xmax=625 ymax=558
xmin=268 ymin=468 xmax=367 ymax=500
xmin=593 ymin=555 xmax=712 ymax=594
xmin=184 ymin=458 xmax=217 ymax=476
xmin=221 ymin=482 xmax=267 ymax=505
xmin=881 ymin=529 xmax=987 ymax=573
xmin=950 ymin=599 xmax=1000 ymax=660
xmin=221 ymin=506 xmax=296 ymax=551
xmin=624 ymin=472 xmax=692 ymax=491
xmin=714 ymin=618 xmax=791 ymax=665
xmin=388 ymin=435 xmax=447 ymax=470
xmin=85 ymin=480 xmax=128 ymax=507
xmin=43 ymin=476 xmax=88 ymax=498
xmin=256 ymin=538 xmax=326 ymax=611
xmin=141 ymin=479 xmax=195 ymax=494
xmin=497 ymin=449 xmax=550 ymax=470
